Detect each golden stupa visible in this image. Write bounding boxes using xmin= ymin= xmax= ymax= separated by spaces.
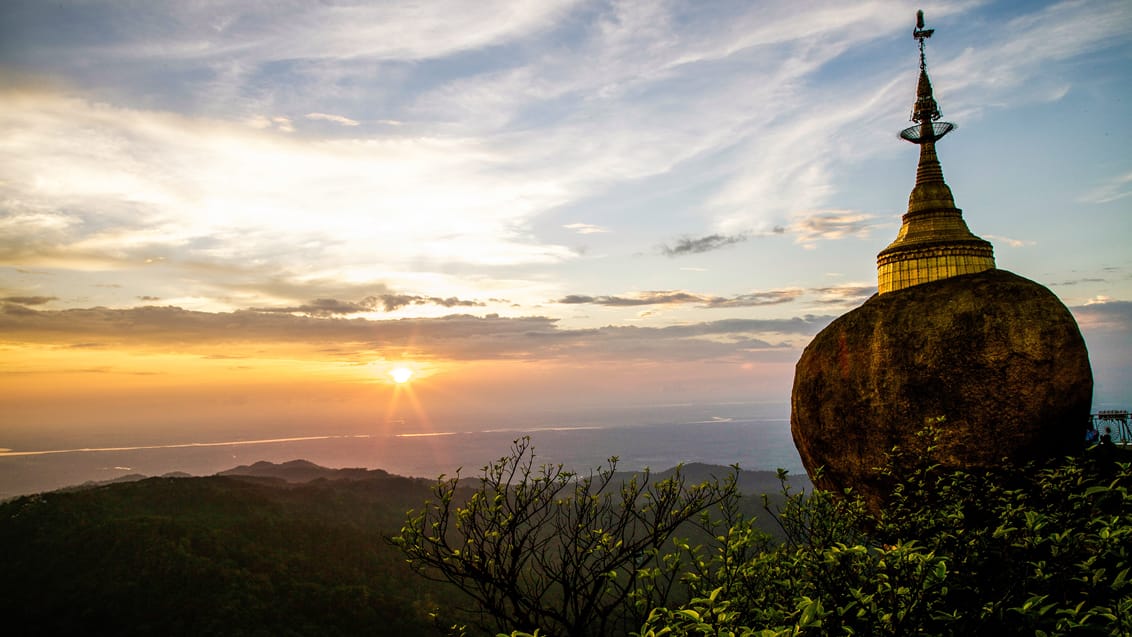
xmin=876 ymin=13 xmax=995 ymax=294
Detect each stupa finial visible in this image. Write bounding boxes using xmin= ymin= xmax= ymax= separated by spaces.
xmin=915 ymin=10 xmax=933 ymax=68
xmin=901 ymin=11 xmax=952 ymax=144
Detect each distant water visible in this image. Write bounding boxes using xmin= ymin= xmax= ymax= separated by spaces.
xmin=0 ymin=408 xmax=803 ymax=500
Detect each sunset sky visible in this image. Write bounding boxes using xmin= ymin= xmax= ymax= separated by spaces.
xmin=1 ymin=1 xmax=1130 ymax=451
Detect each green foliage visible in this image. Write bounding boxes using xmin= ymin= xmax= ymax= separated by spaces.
xmin=393 ymin=437 xmax=742 ymax=637
xmin=0 ymin=474 xmax=469 ymax=636
xmin=640 ymin=440 xmax=1132 ymax=637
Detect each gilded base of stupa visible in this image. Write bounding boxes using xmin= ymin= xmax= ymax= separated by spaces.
xmin=877 ymin=240 xmax=995 ymax=294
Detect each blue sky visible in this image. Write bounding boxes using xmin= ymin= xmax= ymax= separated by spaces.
xmin=0 ymin=0 xmax=1130 ymax=445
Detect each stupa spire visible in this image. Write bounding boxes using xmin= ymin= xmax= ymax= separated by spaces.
xmin=876 ymin=10 xmax=995 ymax=295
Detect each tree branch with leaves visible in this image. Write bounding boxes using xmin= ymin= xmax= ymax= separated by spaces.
xmin=392 ymin=436 xmax=740 ymax=637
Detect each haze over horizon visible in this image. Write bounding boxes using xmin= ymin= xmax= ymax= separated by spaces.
xmin=2 ymin=1 xmax=1130 ymax=455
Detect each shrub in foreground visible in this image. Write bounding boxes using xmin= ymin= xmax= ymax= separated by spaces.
xmin=640 ymin=441 xmax=1131 ymax=637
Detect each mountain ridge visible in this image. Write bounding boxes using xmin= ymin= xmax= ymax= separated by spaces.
xmin=51 ymin=458 xmax=810 ymax=498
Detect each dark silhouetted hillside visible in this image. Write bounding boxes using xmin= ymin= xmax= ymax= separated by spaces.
xmin=0 ymin=470 xmax=462 ymax=636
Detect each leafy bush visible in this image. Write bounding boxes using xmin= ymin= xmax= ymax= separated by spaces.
xmin=640 ymin=438 xmax=1132 ymax=637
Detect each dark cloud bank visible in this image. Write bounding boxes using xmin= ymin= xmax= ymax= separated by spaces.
xmin=555 ymin=285 xmax=875 ymax=309
xmin=557 ymin=290 xmax=800 ymax=308
xmin=0 ymin=303 xmax=834 ymax=363
xmin=251 ymin=294 xmax=489 ymax=316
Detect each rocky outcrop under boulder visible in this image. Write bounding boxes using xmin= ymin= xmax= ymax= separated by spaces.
xmin=791 ymin=269 xmax=1092 ymax=511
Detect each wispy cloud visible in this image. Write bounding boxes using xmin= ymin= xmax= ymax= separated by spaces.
xmin=558 ymin=292 xmax=705 ymax=307
xmin=248 ymin=115 xmax=295 ymax=132
xmin=789 ymin=211 xmax=878 ymax=246
xmin=1071 ymin=300 xmax=1132 ymax=331
xmin=563 ymin=223 xmax=609 ymax=235
xmin=940 ymin=0 xmax=1132 ymax=120
xmin=250 ymin=298 xmax=378 ymax=316
xmin=702 ymin=291 xmax=803 ymax=308
xmin=1051 ymin=277 xmax=1107 ymax=288
xmin=1080 ymin=170 xmax=1132 ymax=205
xmin=305 ymin=112 xmax=360 ymax=127
xmin=984 ymin=234 xmax=1035 ymax=248
xmin=555 ymin=289 xmax=800 ymax=308
xmin=660 ymin=234 xmax=747 ymax=257
xmin=0 ymin=87 xmax=577 ymax=298
xmin=376 ymin=294 xmax=492 ymax=312
xmin=250 ymin=294 xmax=491 ymax=316
xmin=810 ymin=285 xmax=876 ymax=305
xmin=31 ymin=1 xmax=583 ymax=72
xmin=1 ymin=296 xmax=56 ymax=306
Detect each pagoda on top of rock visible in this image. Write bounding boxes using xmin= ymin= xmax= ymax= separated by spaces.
xmin=789 ymin=12 xmax=1093 ymax=514
xmin=876 ymin=10 xmax=995 ymax=294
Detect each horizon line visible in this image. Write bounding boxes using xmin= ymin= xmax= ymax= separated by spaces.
xmin=0 ymin=434 xmax=375 ymax=458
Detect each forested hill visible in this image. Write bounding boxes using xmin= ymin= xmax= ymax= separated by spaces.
xmin=0 ymin=461 xmax=789 ymax=636
xmin=0 ymin=469 xmax=462 ymax=636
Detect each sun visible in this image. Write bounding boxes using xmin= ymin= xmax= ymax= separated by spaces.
xmin=389 ymin=366 xmax=414 ymax=384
